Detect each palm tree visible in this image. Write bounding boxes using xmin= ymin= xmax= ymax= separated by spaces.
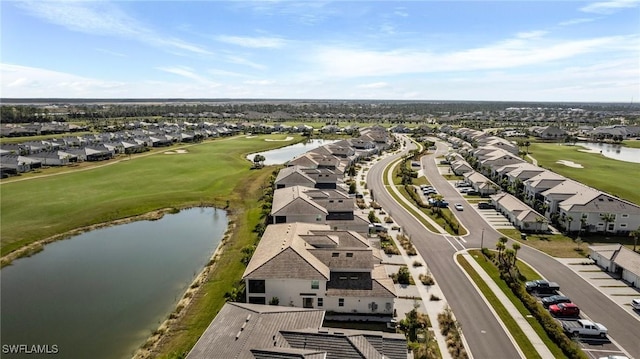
xmin=630 ymin=226 xmax=640 ymax=252
xmin=566 ymin=215 xmax=574 ymax=233
xmin=512 ymin=242 xmax=521 ymax=266
xmin=524 ymin=141 xmax=530 ymax=154
xmin=600 ymin=213 xmax=616 ymax=233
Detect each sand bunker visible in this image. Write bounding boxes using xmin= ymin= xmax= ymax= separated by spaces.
xmin=164 ymin=149 xmax=188 ymax=155
xmin=245 ymin=135 xmax=258 ymax=139
xmin=265 ymin=136 xmax=294 ymax=142
xmin=556 ymin=160 xmax=583 ymax=168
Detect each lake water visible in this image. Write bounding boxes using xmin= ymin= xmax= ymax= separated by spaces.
xmin=579 ymin=142 xmax=640 ymax=163
xmin=0 ymin=207 xmax=227 ymax=359
xmin=247 ymin=139 xmax=340 ymax=165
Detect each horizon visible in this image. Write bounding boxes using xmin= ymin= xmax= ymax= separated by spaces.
xmin=2 ymin=1 xmax=639 ymax=102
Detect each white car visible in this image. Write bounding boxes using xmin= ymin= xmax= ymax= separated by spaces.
xmin=631 ymin=298 xmax=640 ymax=310
xmin=454 ymin=203 xmax=464 ymax=211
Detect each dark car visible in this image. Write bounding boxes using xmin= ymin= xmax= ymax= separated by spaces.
xmin=541 ymin=295 xmax=571 ymax=308
xmin=549 ymin=303 xmax=580 ymax=318
xmin=477 ymin=202 xmax=495 ymax=209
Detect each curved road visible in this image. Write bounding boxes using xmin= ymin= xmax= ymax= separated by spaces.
xmin=368 ymin=142 xmax=522 ymax=359
xmin=369 ymin=137 xmax=640 ymax=359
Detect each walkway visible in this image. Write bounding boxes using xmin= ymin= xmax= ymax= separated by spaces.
xmin=461 ymin=252 xmax=555 ymax=359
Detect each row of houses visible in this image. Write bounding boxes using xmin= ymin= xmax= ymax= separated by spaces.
xmin=242 ymin=126 xmax=399 ymax=317
xmin=447 ymin=128 xmax=640 ymax=235
xmin=182 ymin=126 xmax=410 ymax=358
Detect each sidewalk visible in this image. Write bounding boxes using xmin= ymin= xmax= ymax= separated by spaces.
xmin=460 ymin=252 xmax=555 ymax=359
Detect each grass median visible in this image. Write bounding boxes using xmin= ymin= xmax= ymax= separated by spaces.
xmin=457 ymin=254 xmax=543 ymax=359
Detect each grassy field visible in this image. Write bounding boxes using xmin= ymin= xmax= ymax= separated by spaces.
xmin=0 ymin=134 xmax=302 ymax=256
xmin=527 ymin=142 xmax=639 ymax=205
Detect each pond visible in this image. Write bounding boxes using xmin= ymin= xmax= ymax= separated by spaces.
xmin=246 ymin=139 xmax=340 ymax=165
xmin=579 ymin=142 xmax=640 ymax=163
xmin=0 ymin=207 xmax=227 ymax=359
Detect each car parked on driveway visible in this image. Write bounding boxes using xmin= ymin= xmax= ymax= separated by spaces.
xmin=541 ymin=295 xmax=571 ymax=308
xmin=549 ymin=303 xmax=580 ymax=318
xmin=477 ymin=202 xmax=495 ymax=209
xmin=631 ymin=298 xmax=640 ymax=310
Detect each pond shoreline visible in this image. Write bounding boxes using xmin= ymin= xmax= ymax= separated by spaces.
xmin=0 ymin=205 xmax=235 ymax=359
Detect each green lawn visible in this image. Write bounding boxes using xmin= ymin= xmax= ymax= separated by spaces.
xmin=527 ymin=142 xmax=639 ymax=205
xmin=0 ymin=134 xmax=302 ymax=256
xmin=467 ymin=250 xmax=567 ymax=359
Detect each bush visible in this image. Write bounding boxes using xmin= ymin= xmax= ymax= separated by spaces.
xmin=413 ymin=260 xmax=423 ymax=267
xmin=420 ymin=273 xmax=435 ymax=285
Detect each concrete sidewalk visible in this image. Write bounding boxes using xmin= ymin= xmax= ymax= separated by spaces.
xmin=460 ymin=252 xmax=555 ymax=359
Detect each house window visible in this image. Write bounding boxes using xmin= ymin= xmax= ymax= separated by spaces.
xmin=248 ymin=296 xmax=266 ymax=305
xmin=332 ymin=252 xmax=339 ymax=257
xmin=311 ymin=280 xmax=319 ymax=290
xmin=339 ymin=276 xmax=347 ymax=280
xmin=318 ymin=298 xmax=323 ymax=307
xmin=350 ymin=276 xmax=358 ymax=280
xmin=346 ymin=253 xmax=353 ymax=257
xmin=620 ymin=223 xmax=627 ymax=228
xmin=622 ymin=214 xmax=629 ymax=218
xmin=338 ymin=298 xmax=344 ymax=307
xmin=303 ymin=298 xmax=314 ymax=308
xmin=248 ymin=279 xmax=265 ymax=293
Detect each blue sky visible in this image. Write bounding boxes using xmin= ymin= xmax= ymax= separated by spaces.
xmin=1 ymin=0 xmax=638 ymax=101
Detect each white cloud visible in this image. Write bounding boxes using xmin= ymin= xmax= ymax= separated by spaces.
xmin=95 ymin=48 xmax=127 ymax=57
xmin=516 ymin=30 xmax=548 ymax=39
xmin=243 ymin=79 xmax=275 ymax=85
xmin=558 ymin=18 xmax=595 ymax=26
xmin=580 ymin=0 xmax=640 ymax=14
xmin=156 ymin=66 xmax=219 ymax=86
xmin=310 ymin=34 xmax=638 ymax=78
xmin=225 ymin=55 xmax=267 ymax=70
xmin=357 ymin=82 xmax=389 ymax=89
xmin=216 ymin=35 xmax=286 ymax=48
xmin=16 ymin=1 xmax=211 ymax=56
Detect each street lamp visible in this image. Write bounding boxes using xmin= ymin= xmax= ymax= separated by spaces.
xmin=481 ymin=228 xmax=485 ymax=249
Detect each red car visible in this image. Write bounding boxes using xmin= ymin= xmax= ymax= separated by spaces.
xmin=549 ymin=303 xmax=580 ymax=317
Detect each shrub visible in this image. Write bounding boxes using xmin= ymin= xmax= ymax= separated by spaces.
xmin=413 ymin=260 xmax=423 ymax=267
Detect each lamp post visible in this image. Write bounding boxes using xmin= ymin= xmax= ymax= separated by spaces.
xmin=481 ymin=228 xmax=485 ymax=249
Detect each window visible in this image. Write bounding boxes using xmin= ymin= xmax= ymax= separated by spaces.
xmin=346 ymin=253 xmax=353 ymax=257
xmin=622 ymin=214 xmax=629 ymax=218
xmin=339 ymin=276 xmax=347 ymax=280
xmin=303 ymin=298 xmax=314 ymax=308
xmin=248 ymin=279 xmax=265 ymax=293
xmin=249 ymin=296 xmax=266 ymax=305
xmin=332 ymin=252 xmax=339 ymax=257
xmin=620 ymin=223 xmax=627 ymax=228
xmin=350 ymin=276 xmax=358 ymax=280
xmin=338 ymin=298 xmax=344 ymax=307
xmin=317 ymin=298 xmax=323 ymax=307
xmin=311 ymin=280 xmax=319 ymax=290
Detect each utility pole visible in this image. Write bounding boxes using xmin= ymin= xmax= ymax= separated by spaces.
xmin=481 ymin=228 xmax=485 ymax=249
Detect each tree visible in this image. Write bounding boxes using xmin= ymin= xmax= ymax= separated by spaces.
xmin=524 ymin=141 xmax=530 ymax=154
xmin=566 ymin=215 xmax=573 ymax=233
xmin=398 ymin=306 xmax=428 ymax=342
xmin=630 ymin=226 xmax=640 ymax=252
xmin=512 ymin=242 xmax=521 ymax=266
xmin=348 ymin=181 xmax=357 ymax=194
xmin=600 ymin=213 xmax=616 ymax=233
xmin=253 ymin=154 xmax=266 ymax=168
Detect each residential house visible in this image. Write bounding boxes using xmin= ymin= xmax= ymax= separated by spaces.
xmin=491 ymin=192 xmax=548 ymax=232
xmin=185 ymin=302 xmax=408 ymax=359
xmin=589 ymin=245 xmax=640 ymax=289
xmin=242 ymin=222 xmax=396 ymax=316
xmin=271 ymin=186 xmax=370 ymax=233
xmin=25 ymin=151 xmax=78 ymax=166
xmin=462 ymin=171 xmax=499 ymax=196
xmin=558 ymin=192 xmax=640 ymax=235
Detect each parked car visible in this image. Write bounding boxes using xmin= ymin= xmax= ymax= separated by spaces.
xmin=369 ymin=223 xmax=388 ymax=233
xmin=525 ymin=280 xmax=560 ymax=295
xmin=456 ymin=182 xmax=471 ymax=188
xmin=631 ymin=298 xmax=640 ymax=310
xmin=541 ymin=295 xmax=571 ymax=308
xmin=549 ymin=303 xmax=580 ymax=318
xmin=454 ymin=203 xmax=464 ymax=211
xmin=465 ymin=190 xmax=479 ymax=196
xmin=477 ymin=202 xmax=495 ymax=209
xmin=561 ymin=319 xmax=607 ymax=337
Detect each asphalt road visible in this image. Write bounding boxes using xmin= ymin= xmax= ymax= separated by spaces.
xmin=369 ymin=137 xmax=640 ymax=359
xmin=367 ymin=143 xmax=522 ymax=359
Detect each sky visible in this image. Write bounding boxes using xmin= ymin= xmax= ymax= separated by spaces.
xmin=1 ymin=0 xmax=639 ymax=102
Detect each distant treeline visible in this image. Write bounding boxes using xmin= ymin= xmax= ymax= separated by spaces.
xmin=1 ymin=99 xmax=639 ymax=124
